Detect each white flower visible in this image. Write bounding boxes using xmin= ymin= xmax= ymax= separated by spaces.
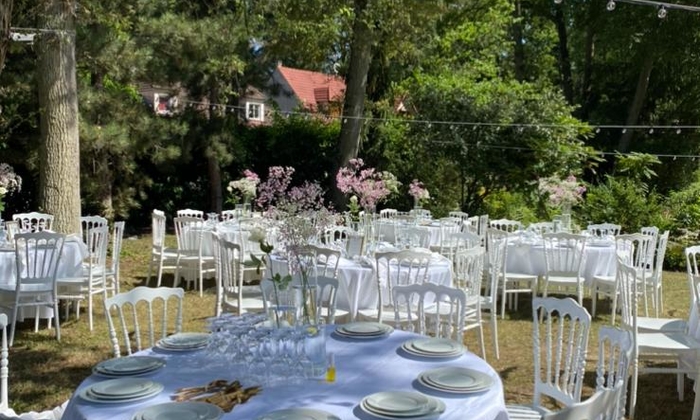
xmin=248 ymin=226 xmax=267 ymax=243
xmin=0 ymin=187 xmax=6 ymax=195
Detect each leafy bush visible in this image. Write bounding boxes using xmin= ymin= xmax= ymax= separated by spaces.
xmin=579 ymin=176 xmax=664 ymax=233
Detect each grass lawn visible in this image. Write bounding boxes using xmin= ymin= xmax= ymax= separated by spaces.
xmin=5 ymin=234 xmax=695 ymax=418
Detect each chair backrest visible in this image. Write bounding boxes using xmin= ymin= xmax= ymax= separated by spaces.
xmin=541 ymin=381 xmax=623 ymax=420
xmin=218 ymin=238 xmax=246 ymax=313
xmin=220 ymin=210 xmax=237 ymax=221
xmin=151 ymin=210 xmax=167 ymax=249
xmin=528 ymin=222 xmax=555 ymax=235
xmin=305 ymin=245 xmax=341 ymax=279
xmin=597 ymin=326 xmax=634 ymax=420
xmin=12 ymin=212 xmax=54 ymax=233
xmin=448 ymin=211 xmax=469 ymax=222
xmin=651 ymin=230 xmax=669 ymax=280
xmin=434 ymin=220 xmax=462 ymax=255
xmin=3 ymin=221 xmax=18 ymax=243
xmin=587 ymin=223 xmax=621 ymax=237
xmin=490 ymin=218 xmax=522 ymax=233
xmin=685 ymin=245 xmax=700 ymax=332
xmin=616 ymin=255 xmax=639 ymax=334
xmin=316 ymin=276 xmax=340 ymax=325
xmin=0 ymin=313 xmax=7 ymax=411
xmin=640 ymin=226 xmax=659 ymax=266
xmin=174 ymin=216 xmax=205 ymax=253
xmin=485 ymin=228 xmax=507 ymax=299
xmin=14 ymin=231 xmax=65 ymax=289
xmin=449 ymin=231 xmax=481 ymax=253
xmin=379 ymin=208 xmax=398 ymax=219
xmin=453 ymin=247 xmax=485 ymax=302
xmin=392 ymin=282 xmax=466 ymax=339
xmin=542 ymin=233 xmax=587 ymax=279
xmin=375 ymin=250 xmax=432 ymax=320
xmin=615 ymin=233 xmax=653 ymax=282
xmin=323 ymin=225 xmax=354 ymax=248
xmin=409 ymin=208 xmax=431 ymax=220
xmin=104 ymin=286 xmax=184 ymax=357
xmin=110 ymin=221 xmax=126 ymax=276
xmin=80 ymin=215 xmax=108 ymax=245
xmin=532 ymin=297 xmax=592 ymax=407
xmin=404 ymin=226 xmax=431 ymax=248
xmin=177 ymin=209 xmax=204 ymax=218
xmin=84 ymin=225 xmax=110 ymax=275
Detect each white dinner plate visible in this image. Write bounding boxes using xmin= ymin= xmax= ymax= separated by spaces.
xmin=93 ymin=356 xmax=165 ymax=376
xmin=360 ymin=394 xmax=445 ymax=419
xmin=255 ymin=408 xmax=341 ymax=420
xmin=156 ymin=332 xmax=210 ymax=351
xmin=409 ymin=338 xmax=464 ymax=355
xmin=90 ymin=378 xmax=159 ymax=398
xmin=419 ymin=367 xmax=493 ymax=392
xmin=335 ymin=329 xmax=392 ymax=340
xmin=80 ymin=379 xmax=163 ymax=404
xmin=364 ymin=391 xmax=431 ymax=416
xmin=134 ymin=401 xmax=223 ymax=420
xmin=339 ymin=322 xmax=390 ymax=336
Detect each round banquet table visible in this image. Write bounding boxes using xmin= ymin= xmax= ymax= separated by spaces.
xmin=506 ymin=239 xmax=616 ymax=286
xmin=0 ymin=236 xmax=88 ymax=320
xmin=376 ymin=221 xmax=443 ymax=247
xmin=62 ymin=327 xmax=508 ymax=420
xmin=268 ymin=249 xmax=453 ymax=321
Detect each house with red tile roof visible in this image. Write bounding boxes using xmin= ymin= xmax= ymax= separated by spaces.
xmin=268 ymin=64 xmax=346 ymax=118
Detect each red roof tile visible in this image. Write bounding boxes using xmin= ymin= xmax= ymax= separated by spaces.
xmin=277 ymin=65 xmax=345 ymax=110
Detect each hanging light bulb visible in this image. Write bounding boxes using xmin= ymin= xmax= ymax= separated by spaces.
xmin=658 ymin=5 xmax=668 ymax=18
xmin=606 ymin=0 xmax=616 ymax=11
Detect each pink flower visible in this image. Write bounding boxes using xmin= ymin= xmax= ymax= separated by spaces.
xmin=336 ymin=160 xmax=398 ymax=211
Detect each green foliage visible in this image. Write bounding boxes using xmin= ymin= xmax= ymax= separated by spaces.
xmin=580 ymin=176 xmax=664 ymax=233
xmin=483 ymin=189 xmax=539 ymax=224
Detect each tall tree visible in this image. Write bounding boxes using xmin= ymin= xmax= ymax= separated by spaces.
xmin=36 ymin=0 xmax=80 ymax=234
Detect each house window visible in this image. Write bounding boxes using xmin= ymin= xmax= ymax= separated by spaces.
xmin=246 ymin=102 xmax=264 ymax=121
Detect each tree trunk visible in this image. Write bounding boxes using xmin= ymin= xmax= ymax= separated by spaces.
xmin=578 ymin=2 xmax=597 ymax=120
xmin=617 ymin=51 xmax=655 ymax=153
xmin=207 ymin=153 xmax=222 ymax=213
xmin=37 ymin=0 xmax=81 ymax=235
xmin=553 ymin=6 xmax=574 ymax=105
xmin=0 ymin=0 xmax=12 ymax=74
xmin=335 ymin=0 xmax=373 ymax=205
xmin=512 ymin=0 xmax=525 ymax=82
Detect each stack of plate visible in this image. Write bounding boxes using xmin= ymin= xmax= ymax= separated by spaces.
xmin=417 ymin=367 xmax=493 ymax=394
xmin=155 ymin=332 xmax=210 ymax=351
xmin=79 ymin=378 xmax=164 ymax=404
xmin=334 ymin=322 xmax=393 ymax=339
xmin=93 ymin=356 xmax=165 ymax=377
xmin=132 ymin=401 xmax=223 ymax=420
xmin=400 ymin=338 xmax=464 ymax=358
xmin=360 ymin=391 xmax=445 ymax=419
xmin=255 ymin=408 xmax=341 ymax=420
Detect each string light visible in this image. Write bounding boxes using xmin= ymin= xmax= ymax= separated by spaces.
xmin=557 ymin=0 xmax=700 ymax=17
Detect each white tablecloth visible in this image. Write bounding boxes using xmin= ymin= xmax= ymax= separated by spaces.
xmin=269 ymin=251 xmax=453 ymax=321
xmin=376 ymin=221 xmax=442 ymax=247
xmin=0 ymin=238 xmax=88 ymax=320
xmin=506 ymin=241 xmax=616 ymax=285
xmin=62 ymin=327 xmax=508 ymax=420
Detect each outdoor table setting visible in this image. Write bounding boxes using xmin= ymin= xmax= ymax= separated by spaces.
xmin=505 ymin=231 xmax=617 ymax=285
xmin=268 ymin=242 xmax=453 ymax=321
xmin=0 ymin=231 xmax=89 ymax=320
xmin=62 ymin=313 xmax=508 ymax=420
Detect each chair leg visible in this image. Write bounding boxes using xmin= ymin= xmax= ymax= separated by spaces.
xmin=147 ymin=257 xmax=154 ymax=286
xmin=591 ymin=282 xmax=598 ymax=317
xmin=478 ymin=323 xmax=486 ymax=362
xmin=9 ymin=306 xmax=18 ymax=347
xmin=630 ymin=360 xmax=639 ymax=419
xmin=87 ymin=293 xmax=93 ymax=331
xmin=491 ymin=312 xmax=499 ymax=360
xmin=500 ymin=282 xmax=506 ymax=319
xmin=157 ymin=258 xmax=165 ymax=288
xmin=34 ymin=307 xmax=40 ymax=332
xmin=53 ymin=301 xmax=61 ymax=341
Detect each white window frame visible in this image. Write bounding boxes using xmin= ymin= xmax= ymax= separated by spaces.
xmin=246 ymin=102 xmax=264 ymax=121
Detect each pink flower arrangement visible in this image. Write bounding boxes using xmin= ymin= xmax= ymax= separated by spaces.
xmin=336 ymin=158 xmax=399 ymax=212
xmin=408 ymin=179 xmax=430 ymax=202
xmin=256 ymin=166 xmax=295 ymax=210
xmin=538 ymin=174 xmax=586 ymax=208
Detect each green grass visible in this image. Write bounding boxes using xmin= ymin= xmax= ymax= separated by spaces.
xmin=6 ymin=235 xmax=695 ymax=418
